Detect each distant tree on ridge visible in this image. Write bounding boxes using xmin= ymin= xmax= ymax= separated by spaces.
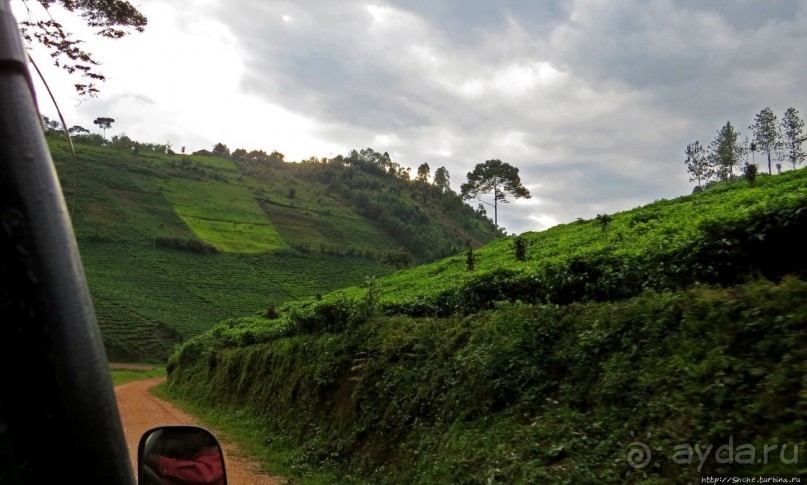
xmin=460 ymin=159 xmax=531 ymax=228
xmin=93 ymin=117 xmax=114 ymax=139
xmin=434 ymin=166 xmax=451 ymax=194
xmin=684 ymin=141 xmax=711 ymax=188
xmin=750 ymin=107 xmax=780 ymax=175
xmin=780 ymin=107 xmax=806 ymax=170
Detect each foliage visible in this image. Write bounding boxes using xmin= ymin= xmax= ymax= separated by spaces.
xmin=161 ymin=164 xmax=807 ymax=482
xmin=212 ymin=142 xmax=230 ymax=158
xmin=684 ymin=141 xmax=711 ymax=188
xmin=68 ymin=125 xmax=89 ymax=135
xmin=416 ymin=163 xmax=430 ymax=182
xmin=379 ymin=248 xmax=413 ymax=270
xmin=154 ymin=237 xmax=218 ymax=254
xmin=93 ymin=116 xmax=114 ymax=138
xmin=708 ymin=121 xmax=743 ymax=181
xmin=234 ymin=146 xmax=500 ymax=262
xmin=743 ymin=162 xmax=758 ymax=186
xmin=460 ymin=159 xmax=531 ymax=227
xmin=466 ymin=246 xmax=475 ymax=271
xmin=595 ymin=213 xmax=612 ymax=231
xmin=46 ymin=138 xmax=497 ymax=360
xmin=513 ymin=235 xmax=528 ymax=262
xmin=433 ymin=166 xmax=450 ymax=194
xmin=110 ymin=133 xmax=135 ymax=152
xmin=780 ymin=107 xmax=806 ymax=171
xmin=18 ymin=0 xmax=147 ymax=96
xmin=166 ymin=277 xmax=807 ymax=483
xmin=750 ymin=107 xmax=780 ymax=175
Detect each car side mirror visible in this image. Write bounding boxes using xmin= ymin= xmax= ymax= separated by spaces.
xmin=137 ymin=425 xmax=227 ymax=484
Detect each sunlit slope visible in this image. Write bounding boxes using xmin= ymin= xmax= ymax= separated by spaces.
xmin=47 ymin=139 xmax=498 ymax=361
xmin=162 ymin=177 xmax=286 ymax=253
xmin=164 ymin=165 xmax=807 ymax=340
xmin=304 ymin=166 xmax=807 ymax=312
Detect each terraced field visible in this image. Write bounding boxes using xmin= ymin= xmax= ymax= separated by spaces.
xmin=47 ymin=138 xmax=493 ymax=361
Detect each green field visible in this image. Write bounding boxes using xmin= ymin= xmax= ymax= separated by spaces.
xmin=47 ymin=138 xmax=499 ymax=361
xmin=166 ymin=167 xmax=807 ymax=483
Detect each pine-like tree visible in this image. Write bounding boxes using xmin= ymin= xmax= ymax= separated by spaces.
xmin=709 ymin=121 xmax=743 ymax=181
xmin=779 ymin=107 xmax=806 ymax=170
xmin=684 ymin=141 xmax=712 ymax=188
xmin=750 ymin=107 xmax=780 ymax=175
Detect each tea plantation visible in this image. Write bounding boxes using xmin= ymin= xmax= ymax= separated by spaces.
xmin=166 ymin=167 xmax=807 ymax=483
xmin=48 ymin=139 xmax=499 ymax=360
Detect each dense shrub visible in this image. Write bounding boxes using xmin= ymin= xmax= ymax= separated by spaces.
xmin=167 ymin=277 xmax=807 ymax=483
xmin=154 ymin=237 xmax=218 ymax=254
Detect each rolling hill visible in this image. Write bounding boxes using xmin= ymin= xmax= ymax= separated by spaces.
xmin=165 ymin=167 xmax=807 ymax=483
xmin=47 ymin=138 xmax=501 ymax=361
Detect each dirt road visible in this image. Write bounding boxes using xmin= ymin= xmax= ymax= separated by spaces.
xmin=115 ymin=377 xmax=284 ymax=484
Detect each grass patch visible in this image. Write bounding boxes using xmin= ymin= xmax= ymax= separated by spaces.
xmin=178 ymin=216 xmax=286 ymax=253
xmin=111 ymin=367 xmax=166 ymax=387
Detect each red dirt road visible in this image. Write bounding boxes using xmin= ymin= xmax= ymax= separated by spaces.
xmin=115 ymin=377 xmax=284 ymax=484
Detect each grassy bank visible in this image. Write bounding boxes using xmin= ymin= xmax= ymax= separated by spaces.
xmin=164 ymin=169 xmax=807 ymax=482
xmin=166 ymin=278 xmax=806 ymax=483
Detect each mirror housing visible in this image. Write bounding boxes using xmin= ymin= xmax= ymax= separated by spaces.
xmin=138 ymin=426 xmax=227 ymax=485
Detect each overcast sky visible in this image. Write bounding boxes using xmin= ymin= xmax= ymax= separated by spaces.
xmin=14 ymin=0 xmax=807 ymax=235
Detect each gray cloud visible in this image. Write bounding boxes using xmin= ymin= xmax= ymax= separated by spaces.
xmin=213 ymin=0 xmax=807 ymax=234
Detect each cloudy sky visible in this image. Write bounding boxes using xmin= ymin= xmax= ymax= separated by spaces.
xmin=14 ymin=0 xmax=807 ymax=235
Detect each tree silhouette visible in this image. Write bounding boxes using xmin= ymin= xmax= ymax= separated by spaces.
xmin=68 ymin=125 xmax=89 ymax=135
xmin=17 ymin=0 xmax=147 ymax=96
xmin=780 ymin=107 xmax=806 ymax=171
xmin=743 ymin=163 xmax=759 ymax=186
xmin=212 ymin=143 xmax=230 ymax=158
xmin=433 ymin=166 xmax=450 ymax=194
xmin=684 ymin=141 xmax=711 ymax=188
xmin=596 ymin=213 xmax=613 ymax=232
xmin=709 ymin=121 xmax=742 ymax=181
xmin=416 ymin=163 xmax=430 ymax=183
xmin=460 ymin=159 xmax=531 ymax=227
xmin=93 ymin=117 xmax=114 ymax=139
xmin=750 ymin=107 xmax=780 ymax=175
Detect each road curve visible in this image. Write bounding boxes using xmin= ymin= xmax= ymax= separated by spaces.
xmin=115 ymin=377 xmax=284 ymax=484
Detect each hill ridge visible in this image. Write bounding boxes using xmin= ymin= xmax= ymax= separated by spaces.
xmin=46 ymin=137 xmax=500 ymax=360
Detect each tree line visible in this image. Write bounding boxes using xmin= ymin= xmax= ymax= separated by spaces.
xmin=685 ymin=107 xmax=806 ymax=189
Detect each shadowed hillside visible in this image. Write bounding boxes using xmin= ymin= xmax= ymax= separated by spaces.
xmin=48 ymin=138 xmax=500 ymax=360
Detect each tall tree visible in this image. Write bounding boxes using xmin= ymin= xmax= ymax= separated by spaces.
xmin=433 ymin=166 xmax=450 ymax=194
xmin=18 ymin=0 xmax=148 ymax=96
xmin=708 ymin=121 xmax=742 ymax=181
xmin=93 ymin=116 xmax=114 ymax=139
xmin=750 ymin=107 xmax=780 ymax=175
xmin=212 ymin=143 xmax=230 ymax=158
xmin=460 ymin=159 xmax=531 ymax=227
xmin=416 ymin=163 xmax=430 ymax=182
xmin=779 ymin=107 xmax=806 ymax=171
xmin=684 ymin=141 xmax=711 ymax=188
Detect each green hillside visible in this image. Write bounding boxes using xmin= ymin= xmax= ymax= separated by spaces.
xmin=166 ymin=168 xmax=807 ymax=483
xmin=47 ymin=138 xmax=500 ymax=361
